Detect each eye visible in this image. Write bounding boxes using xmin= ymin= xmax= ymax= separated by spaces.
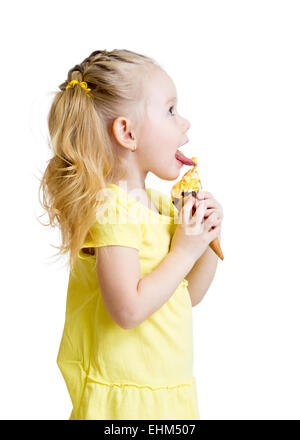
xmin=169 ymin=105 xmax=175 ymax=115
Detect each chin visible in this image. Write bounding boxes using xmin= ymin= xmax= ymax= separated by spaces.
xmin=153 ymin=169 xmax=181 ymax=181
xmin=150 ymin=159 xmax=182 ymax=181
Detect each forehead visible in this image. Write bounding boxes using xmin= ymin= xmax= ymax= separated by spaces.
xmin=143 ymin=68 xmax=177 ymax=105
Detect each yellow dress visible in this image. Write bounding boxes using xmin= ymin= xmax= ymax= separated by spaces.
xmin=57 ymin=183 xmax=200 ymax=420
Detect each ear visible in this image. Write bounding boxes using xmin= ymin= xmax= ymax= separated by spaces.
xmin=112 ymin=116 xmax=136 ymax=152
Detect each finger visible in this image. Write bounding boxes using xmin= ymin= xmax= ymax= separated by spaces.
xmin=196 ymin=192 xmax=222 ymax=213
xmin=205 ymin=207 xmax=223 ymax=219
xmin=204 ymin=212 xmax=220 ymax=232
xmin=176 ymin=195 xmax=196 ymax=224
xmin=195 ymin=191 xmax=213 ymax=200
xmin=196 ymin=194 xmax=216 ymax=209
xmin=195 ymin=199 xmax=209 ymax=212
xmin=182 ymin=194 xmax=196 ymax=223
xmin=195 ymin=191 xmax=206 ymax=200
xmin=195 ymin=199 xmax=208 ymax=224
xmin=203 ymin=208 xmax=217 ymax=220
xmin=207 ymin=224 xmax=221 ymax=241
xmin=208 ymin=211 xmax=220 ymax=225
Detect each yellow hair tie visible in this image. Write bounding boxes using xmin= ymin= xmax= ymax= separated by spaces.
xmin=65 ymin=80 xmax=92 ymax=97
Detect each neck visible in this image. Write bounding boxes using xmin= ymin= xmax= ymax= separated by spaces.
xmin=112 ymin=172 xmax=148 ymax=192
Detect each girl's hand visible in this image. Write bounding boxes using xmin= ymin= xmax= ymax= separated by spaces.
xmin=170 ymin=193 xmax=222 ymax=264
xmin=194 ymin=190 xmax=224 ymax=226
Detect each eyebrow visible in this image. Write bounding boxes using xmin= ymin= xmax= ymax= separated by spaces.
xmin=166 ymin=97 xmax=177 ymax=104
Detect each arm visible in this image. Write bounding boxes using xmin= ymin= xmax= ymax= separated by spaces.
xmin=185 ymin=191 xmax=224 ymax=307
xmin=96 ymin=246 xmax=195 ymax=330
xmin=185 ymin=237 xmax=220 ymax=307
xmin=135 ymin=249 xmax=195 ymax=326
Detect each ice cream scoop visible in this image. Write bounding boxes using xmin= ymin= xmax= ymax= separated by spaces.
xmin=171 ymin=156 xmax=224 ymax=261
xmin=171 ymin=156 xmax=201 ymax=204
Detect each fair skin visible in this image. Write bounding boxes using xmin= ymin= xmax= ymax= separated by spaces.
xmin=95 ymin=66 xmax=223 ymax=329
xmin=110 ymin=66 xmax=191 ymax=194
xmin=178 ymin=191 xmax=223 ymax=305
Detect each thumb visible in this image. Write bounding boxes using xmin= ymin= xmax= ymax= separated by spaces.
xmin=177 ymin=193 xmax=194 ymax=211
xmin=182 ymin=194 xmax=196 ymax=222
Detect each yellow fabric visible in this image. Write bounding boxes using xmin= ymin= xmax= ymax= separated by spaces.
xmin=57 ymin=183 xmax=200 ymax=420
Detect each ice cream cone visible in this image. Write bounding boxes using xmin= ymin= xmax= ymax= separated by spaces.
xmin=171 ymin=156 xmax=224 ymax=261
xmin=208 ymin=233 xmax=224 ymax=260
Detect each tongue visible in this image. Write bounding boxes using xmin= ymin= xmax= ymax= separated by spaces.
xmin=175 ymin=150 xmax=196 ymax=166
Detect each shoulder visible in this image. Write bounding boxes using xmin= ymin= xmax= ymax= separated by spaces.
xmin=94 ymin=185 xmax=134 ymax=224
xmin=79 ymin=185 xmax=144 ymax=260
xmin=153 ymin=188 xmax=172 ymax=204
xmin=147 ymin=187 xmax=177 ymax=218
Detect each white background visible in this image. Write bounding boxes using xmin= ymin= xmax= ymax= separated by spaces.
xmin=1 ymin=0 xmax=299 ymax=420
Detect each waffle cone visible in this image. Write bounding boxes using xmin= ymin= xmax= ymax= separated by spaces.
xmin=209 ymin=236 xmax=224 ymax=260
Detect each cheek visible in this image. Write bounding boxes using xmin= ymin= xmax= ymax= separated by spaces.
xmin=146 ymin=146 xmax=174 ymax=163
xmin=147 ymin=115 xmax=176 ymax=142
xmin=148 ymin=152 xmax=181 ymax=180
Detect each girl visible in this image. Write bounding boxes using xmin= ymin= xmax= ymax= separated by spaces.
xmin=39 ymin=49 xmax=223 ymax=420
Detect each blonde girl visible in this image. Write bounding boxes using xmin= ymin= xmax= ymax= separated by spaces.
xmin=39 ymin=49 xmax=223 ymax=420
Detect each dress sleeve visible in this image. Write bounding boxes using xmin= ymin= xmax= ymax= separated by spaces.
xmin=87 ymin=197 xmax=142 ymax=251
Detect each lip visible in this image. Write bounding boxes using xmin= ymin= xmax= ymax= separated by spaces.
xmin=181 ymin=138 xmax=189 ymax=146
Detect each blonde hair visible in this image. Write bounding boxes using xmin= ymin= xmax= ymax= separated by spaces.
xmin=38 ymin=49 xmax=160 ymax=271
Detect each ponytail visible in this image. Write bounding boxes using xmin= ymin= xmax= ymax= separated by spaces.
xmin=38 ymin=49 xmax=160 ymax=271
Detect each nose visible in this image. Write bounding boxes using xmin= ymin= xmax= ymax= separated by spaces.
xmin=183 ymin=117 xmax=191 ymax=133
